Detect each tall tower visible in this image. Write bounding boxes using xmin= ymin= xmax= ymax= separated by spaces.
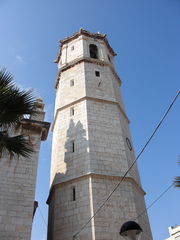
xmin=47 ymin=29 xmax=152 ymax=240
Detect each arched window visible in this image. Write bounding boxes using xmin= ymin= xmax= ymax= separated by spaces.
xmin=89 ymin=44 xmax=98 ymax=59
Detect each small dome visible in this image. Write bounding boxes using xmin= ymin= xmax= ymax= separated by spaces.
xmin=120 ymin=221 xmax=142 ymax=236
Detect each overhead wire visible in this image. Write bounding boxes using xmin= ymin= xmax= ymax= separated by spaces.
xmin=38 ymin=205 xmax=48 ymax=229
xmin=134 ymin=182 xmax=174 ymax=221
xmin=73 ymin=91 xmax=180 ymax=239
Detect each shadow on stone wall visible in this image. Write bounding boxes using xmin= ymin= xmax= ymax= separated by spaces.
xmin=47 ymin=118 xmax=90 ymax=240
xmin=51 ymin=118 xmax=89 ymax=186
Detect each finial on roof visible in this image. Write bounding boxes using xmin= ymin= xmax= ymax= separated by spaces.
xmin=79 ymin=28 xmax=84 ymax=33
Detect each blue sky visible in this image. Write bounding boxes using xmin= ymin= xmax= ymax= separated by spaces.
xmin=0 ymin=0 xmax=179 ymax=239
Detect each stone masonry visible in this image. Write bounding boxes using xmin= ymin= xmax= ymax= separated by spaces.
xmin=47 ymin=29 xmax=153 ymax=240
xmin=0 ymin=98 xmax=50 ymax=240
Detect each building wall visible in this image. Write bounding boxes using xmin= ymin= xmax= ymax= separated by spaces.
xmin=0 ymin=99 xmax=49 ymax=240
xmin=165 ymin=226 xmax=180 ymax=240
xmin=0 ymin=133 xmax=41 ymax=240
xmin=91 ymin=176 xmax=152 ymax=240
xmin=87 ymin=100 xmax=128 ymax=176
xmin=50 ymin=100 xmax=89 ymax=186
xmin=84 ymin=62 xmax=117 ymax=102
xmin=48 ymin=177 xmax=93 ymax=240
xmin=58 ymin=34 xmax=115 ymax=69
xmin=55 ymin=63 xmax=86 ymax=111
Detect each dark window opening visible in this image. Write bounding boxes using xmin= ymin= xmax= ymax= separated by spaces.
xmin=95 ymin=71 xmax=100 ymax=77
xmin=71 ymin=46 xmax=74 ymax=51
xmin=70 ymin=79 xmax=74 ymax=87
xmin=72 ymin=187 xmax=76 ymax=201
xmin=108 ymin=55 xmax=111 ymax=62
xmin=89 ymin=44 xmax=98 ymax=59
xmin=70 ymin=140 xmax=75 ymax=153
xmin=126 ymin=137 xmax=132 ymax=151
xmin=70 ymin=107 xmax=74 ymax=116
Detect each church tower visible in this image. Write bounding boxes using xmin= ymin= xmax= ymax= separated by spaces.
xmin=47 ymin=29 xmax=152 ymax=240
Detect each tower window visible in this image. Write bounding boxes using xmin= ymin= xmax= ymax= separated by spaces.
xmin=108 ymin=55 xmax=111 ymax=62
xmin=70 ymin=140 xmax=75 ymax=153
xmin=95 ymin=71 xmax=100 ymax=77
xmin=89 ymin=44 xmax=98 ymax=59
xmin=72 ymin=186 xmax=76 ymax=201
xmin=70 ymin=79 xmax=74 ymax=87
xmin=71 ymin=46 xmax=74 ymax=51
xmin=70 ymin=107 xmax=74 ymax=116
xmin=126 ymin=137 xmax=132 ymax=151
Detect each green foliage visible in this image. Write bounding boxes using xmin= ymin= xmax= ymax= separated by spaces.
xmin=0 ymin=68 xmax=36 ymax=158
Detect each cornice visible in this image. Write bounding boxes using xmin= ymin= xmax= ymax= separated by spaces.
xmin=55 ymin=57 xmax=121 ymax=89
xmin=47 ymin=172 xmax=145 ymax=204
xmin=54 ymin=29 xmax=116 ymax=64
xmin=19 ymin=118 xmax=50 ymax=141
xmin=51 ymin=96 xmax=129 ymax=132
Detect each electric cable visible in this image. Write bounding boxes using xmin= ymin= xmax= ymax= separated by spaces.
xmin=38 ymin=205 xmax=48 ymax=229
xmin=73 ymin=91 xmax=180 ymax=239
xmin=134 ymin=182 xmax=174 ymax=221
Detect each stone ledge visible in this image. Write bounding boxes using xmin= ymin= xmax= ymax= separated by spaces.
xmin=20 ymin=119 xmax=50 ymax=141
xmin=55 ymin=29 xmax=116 ymax=64
xmin=52 ymin=97 xmax=129 ymax=132
xmin=47 ymin=172 xmax=145 ymax=204
xmin=55 ymin=57 xmax=121 ymax=89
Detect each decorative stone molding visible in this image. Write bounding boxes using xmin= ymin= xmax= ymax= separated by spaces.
xmin=54 ymin=29 xmax=116 ymax=64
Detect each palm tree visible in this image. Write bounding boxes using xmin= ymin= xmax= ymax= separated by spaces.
xmin=0 ymin=69 xmax=36 ymax=158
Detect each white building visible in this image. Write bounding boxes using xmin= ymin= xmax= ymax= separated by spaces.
xmin=47 ymin=29 xmax=152 ymax=240
xmin=165 ymin=226 xmax=180 ymax=240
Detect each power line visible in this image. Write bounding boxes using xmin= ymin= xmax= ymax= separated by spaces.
xmin=38 ymin=205 xmax=48 ymax=229
xmin=73 ymin=91 xmax=180 ymax=239
xmin=134 ymin=183 xmax=174 ymax=221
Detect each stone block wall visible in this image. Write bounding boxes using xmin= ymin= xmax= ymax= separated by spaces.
xmin=0 ymin=134 xmax=41 ymax=240
xmin=50 ymin=100 xmax=89 ymax=186
xmin=91 ymin=175 xmax=152 ymax=240
xmin=48 ymin=176 xmax=93 ymax=240
xmin=55 ymin=63 xmax=86 ymax=111
xmin=0 ymin=99 xmax=50 ymax=240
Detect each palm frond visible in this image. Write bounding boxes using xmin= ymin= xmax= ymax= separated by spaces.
xmin=0 ymin=68 xmax=36 ymax=158
xmin=0 ymin=68 xmax=14 ymax=88
xmin=0 ymin=89 xmax=36 ymax=126
xmin=0 ymin=69 xmax=36 ymax=127
xmin=0 ymin=132 xmax=33 ymax=158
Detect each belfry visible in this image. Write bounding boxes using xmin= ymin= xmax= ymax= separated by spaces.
xmin=47 ymin=29 xmax=152 ymax=240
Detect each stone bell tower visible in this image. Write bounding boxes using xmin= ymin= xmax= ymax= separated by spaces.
xmin=47 ymin=29 xmax=152 ymax=240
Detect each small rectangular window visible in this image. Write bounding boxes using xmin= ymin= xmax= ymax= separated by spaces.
xmin=71 ymin=46 xmax=74 ymax=51
xmin=72 ymin=186 xmax=76 ymax=201
xmin=70 ymin=107 xmax=74 ymax=116
xmin=108 ymin=55 xmax=111 ymax=62
xmin=70 ymin=79 xmax=74 ymax=87
xmin=70 ymin=140 xmax=75 ymax=153
xmin=95 ymin=71 xmax=100 ymax=77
